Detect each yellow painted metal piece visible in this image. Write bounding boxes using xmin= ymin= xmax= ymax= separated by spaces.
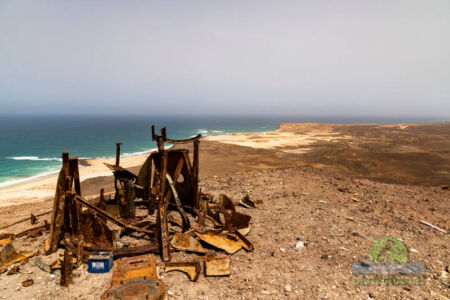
xmin=164 ymin=261 xmax=201 ymax=282
xmin=204 ymin=255 xmax=231 ymax=276
xmin=195 ymin=232 xmax=243 ymax=254
xmin=171 ymin=233 xmax=206 ymax=254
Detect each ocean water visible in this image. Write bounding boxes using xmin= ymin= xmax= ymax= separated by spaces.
xmin=0 ymin=114 xmax=447 ymax=187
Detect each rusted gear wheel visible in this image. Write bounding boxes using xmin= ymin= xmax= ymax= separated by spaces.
xmin=101 ymin=277 xmax=166 ymax=300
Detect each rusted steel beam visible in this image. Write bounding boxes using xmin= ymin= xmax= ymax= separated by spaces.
xmin=70 ymin=157 xmax=81 ymax=196
xmin=75 ymin=239 xmax=84 ymax=267
xmin=45 ymin=152 xmax=70 ymax=255
xmin=158 ymin=150 xmax=171 ymax=262
xmin=15 ymin=223 xmax=49 ymax=238
xmin=63 ymin=191 xmax=72 ymax=234
xmin=193 ymin=140 xmax=199 ymax=208
xmin=115 ymin=142 xmax=122 ymax=166
xmin=112 ymin=244 xmax=160 ymax=259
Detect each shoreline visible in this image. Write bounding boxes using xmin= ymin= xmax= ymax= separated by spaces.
xmin=0 ymin=151 xmax=152 ymax=207
xmin=1 ymin=121 xmax=449 ymax=207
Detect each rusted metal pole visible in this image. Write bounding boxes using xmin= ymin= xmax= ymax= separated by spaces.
xmin=60 ymin=250 xmax=73 ymax=287
xmin=193 ymin=140 xmax=200 ymax=209
xmin=115 ymin=142 xmax=122 ymax=166
xmin=158 ymin=150 xmax=171 ymax=262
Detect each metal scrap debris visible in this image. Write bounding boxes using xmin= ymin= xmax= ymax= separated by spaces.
xmin=195 ymin=231 xmax=245 ymax=254
xmin=239 ymin=194 xmax=258 ymax=208
xmin=171 ymin=232 xmax=206 ymax=254
xmin=204 ymin=255 xmax=231 ymax=276
xmin=13 ymin=125 xmax=260 ymax=297
xmin=165 ymin=261 xmax=201 ymax=282
xmin=0 ymin=242 xmax=35 ymax=274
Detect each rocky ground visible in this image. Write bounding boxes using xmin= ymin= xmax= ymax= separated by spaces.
xmin=1 ymin=165 xmax=448 ymax=299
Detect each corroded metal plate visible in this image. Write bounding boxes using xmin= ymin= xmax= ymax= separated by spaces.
xmin=102 ymin=278 xmax=165 ymax=300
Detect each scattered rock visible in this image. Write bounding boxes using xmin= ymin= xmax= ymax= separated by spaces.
xmin=284 ymin=284 xmax=292 ymax=293
xmin=295 ymin=241 xmax=304 ymax=251
xmin=410 ymin=248 xmax=418 ymax=253
xmin=22 ymin=279 xmax=34 ymax=287
xmin=279 ymin=248 xmax=286 ymax=253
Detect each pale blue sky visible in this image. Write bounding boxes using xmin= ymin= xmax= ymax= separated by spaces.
xmin=0 ymin=1 xmax=449 ymax=116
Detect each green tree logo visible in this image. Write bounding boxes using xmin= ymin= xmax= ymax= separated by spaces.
xmin=369 ymin=236 xmax=408 ymax=264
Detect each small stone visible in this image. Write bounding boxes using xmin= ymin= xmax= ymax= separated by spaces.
xmin=318 ymin=200 xmax=327 ymax=204
xmin=279 ymin=248 xmax=286 ymax=252
xmin=167 ymin=290 xmax=175 ymax=296
xmin=261 ymin=290 xmax=270 ymax=295
xmin=295 ymin=241 xmax=304 ymax=250
xmin=284 ymin=284 xmax=292 ymax=293
xmin=410 ymin=248 xmax=418 ymax=253
xmin=332 ymin=285 xmax=336 ymax=289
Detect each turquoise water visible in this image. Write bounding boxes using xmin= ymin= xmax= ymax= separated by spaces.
xmin=0 ymin=115 xmax=447 ymax=187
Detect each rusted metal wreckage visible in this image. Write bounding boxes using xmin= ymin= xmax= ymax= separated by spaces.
xmin=0 ymin=125 xmax=258 ymax=298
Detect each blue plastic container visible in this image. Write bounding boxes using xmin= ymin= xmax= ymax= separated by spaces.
xmin=88 ymin=252 xmax=113 ymax=273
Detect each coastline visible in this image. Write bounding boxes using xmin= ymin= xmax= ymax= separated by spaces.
xmin=0 ymin=151 xmax=151 ymax=207
xmin=1 ymin=121 xmax=449 ymax=207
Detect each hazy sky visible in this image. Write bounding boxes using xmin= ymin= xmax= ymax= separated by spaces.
xmin=0 ymin=1 xmax=449 ymax=116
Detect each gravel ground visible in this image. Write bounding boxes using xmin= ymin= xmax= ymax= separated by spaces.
xmin=1 ymin=165 xmax=448 ymax=299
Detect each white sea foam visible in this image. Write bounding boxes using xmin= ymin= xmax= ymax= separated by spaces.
xmin=122 ymin=148 xmax=156 ymax=157
xmin=121 ymin=145 xmax=172 ymax=157
xmin=1 ymin=146 xmax=174 ymax=188
xmin=8 ymin=156 xmax=62 ymax=162
xmin=0 ymin=169 xmax=60 ymax=188
xmin=197 ymin=129 xmax=208 ymax=134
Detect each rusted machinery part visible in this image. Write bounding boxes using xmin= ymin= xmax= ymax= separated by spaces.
xmin=101 ymin=278 xmax=166 ymax=300
xmin=164 ymin=261 xmax=201 ymax=282
xmin=165 ymin=173 xmax=190 ymax=231
xmin=165 ymin=134 xmax=201 ymax=144
xmin=74 ymin=195 xmax=153 ymax=235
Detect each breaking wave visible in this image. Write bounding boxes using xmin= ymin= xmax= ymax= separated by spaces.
xmin=0 ymin=169 xmax=60 ymax=188
xmin=8 ymin=156 xmax=62 ymax=162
